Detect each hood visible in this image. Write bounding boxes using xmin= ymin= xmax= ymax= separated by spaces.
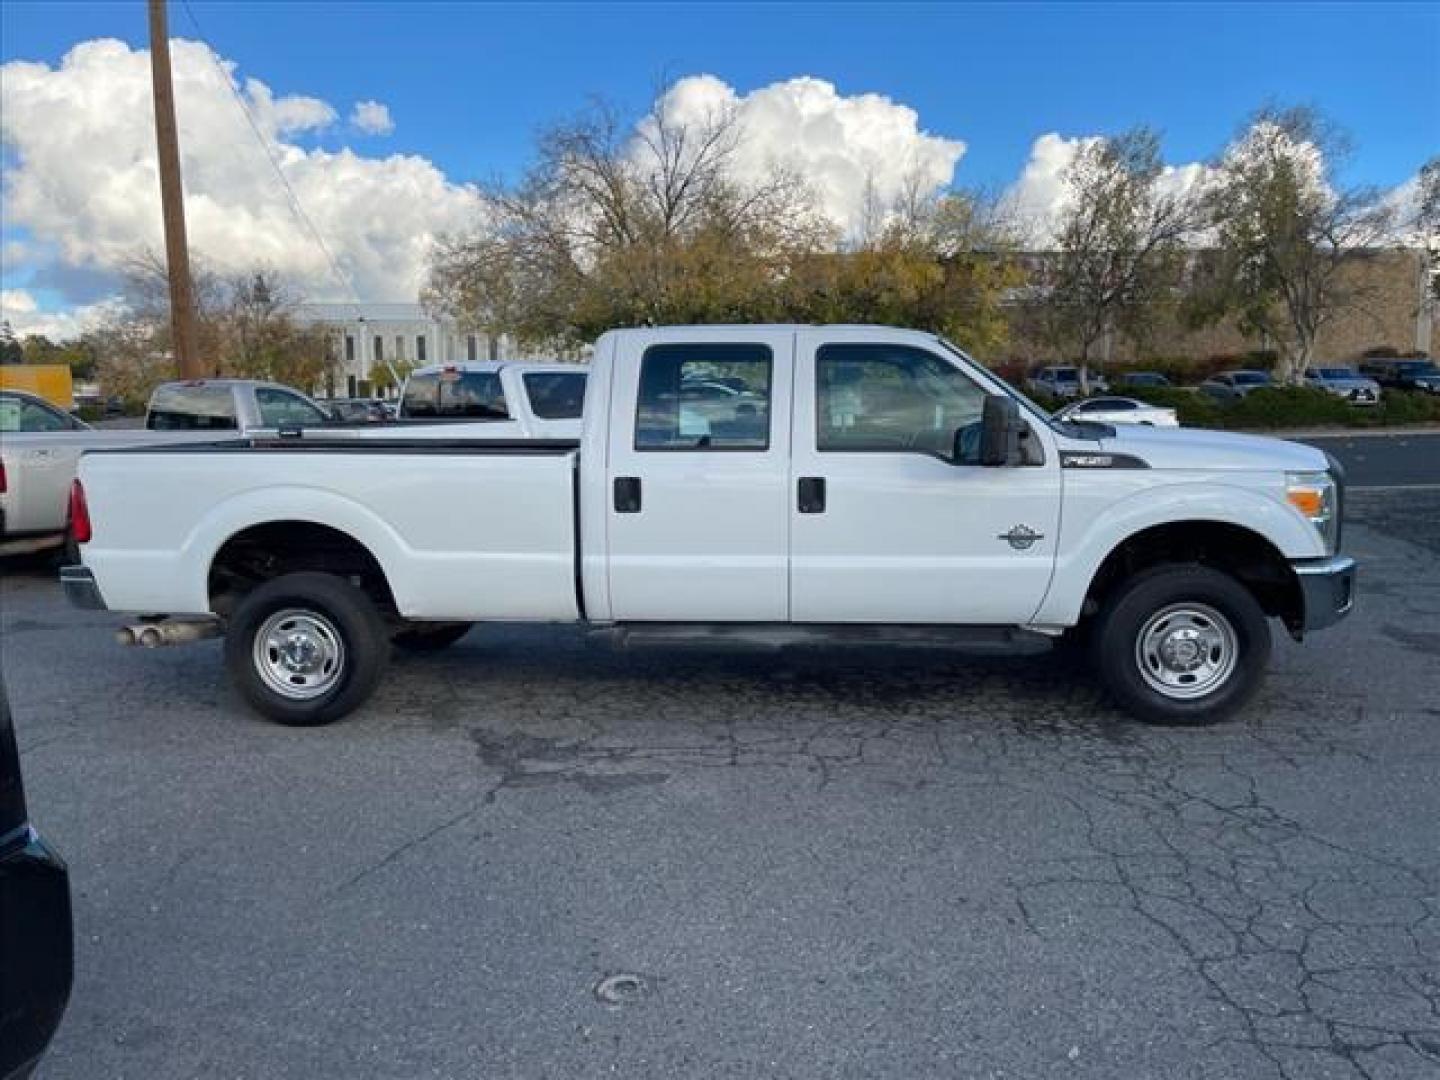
xmin=1095 ymin=424 xmax=1329 ymax=472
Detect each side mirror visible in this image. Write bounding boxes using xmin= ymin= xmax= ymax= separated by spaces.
xmin=978 ymin=395 xmax=1024 ymax=466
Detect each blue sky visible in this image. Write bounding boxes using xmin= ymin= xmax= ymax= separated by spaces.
xmin=6 ymin=1 xmax=1434 ymax=189
xmin=2 ymin=2 xmax=1437 ymax=330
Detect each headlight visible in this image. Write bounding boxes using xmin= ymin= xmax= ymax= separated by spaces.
xmin=1286 ymin=471 xmax=1338 ymax=553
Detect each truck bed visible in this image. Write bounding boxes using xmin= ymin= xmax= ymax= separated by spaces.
xmin=78 ymin=438 xmax=583 ymax=621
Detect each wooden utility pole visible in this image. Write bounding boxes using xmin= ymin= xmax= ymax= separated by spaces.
xmin=148 ymin=0 xmax=203 ymax=378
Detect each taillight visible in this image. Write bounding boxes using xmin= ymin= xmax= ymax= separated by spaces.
xmin=68 ymin=479 xmax=92 ymax=544
xmin=0 ymin=457 xmax=7 ymax=494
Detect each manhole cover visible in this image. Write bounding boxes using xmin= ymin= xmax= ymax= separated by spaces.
xmin=593 ymin=972 xmax=648 ymax=1006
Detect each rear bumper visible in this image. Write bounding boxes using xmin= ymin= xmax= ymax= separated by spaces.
xmin=1292 ymin=555 xmax=1357 ymax=633
xmin=0 ymin=828 xmax=73 ymax=1080
xmin=59 ymin=565 xmax=107 ymax=610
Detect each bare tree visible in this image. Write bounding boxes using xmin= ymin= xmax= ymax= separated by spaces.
xmin=1040 ymin=127 xmax=1198 ymax=389
xmin=1189 ymin=106 xmax=1394 ymax=384
xmin=425 ymin=80 xmax=831 ymax=349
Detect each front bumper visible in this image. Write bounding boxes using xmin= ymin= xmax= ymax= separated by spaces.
xmin=59 ymin=565 xmax=106 ymax=611
xmin=1292 ymin=555 xmax=1357 ymax=633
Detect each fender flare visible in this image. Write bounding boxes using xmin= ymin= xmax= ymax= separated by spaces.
xmin=176 ymin=487 xmax=413 ymax=614
xmin=1034 ymin=480 xmax=1322 ymax=626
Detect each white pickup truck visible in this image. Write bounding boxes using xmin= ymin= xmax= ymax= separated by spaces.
xmin=398 ymin=362 xmax=587 ymax=439
xmin=62 ymin=325 xmax=1355 ymax=727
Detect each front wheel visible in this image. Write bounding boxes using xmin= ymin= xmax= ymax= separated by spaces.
xmin=1093 ymin=564 xmax=1271 ymax=725
xmin=225 ymin=571 xmax=390 ymax=726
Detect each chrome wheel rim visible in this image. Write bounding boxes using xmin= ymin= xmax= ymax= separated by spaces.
xmin=1134 ymin=603 xmax=1238 ymax=700
xmin=253 ymin=608 xmax=345 ymax=700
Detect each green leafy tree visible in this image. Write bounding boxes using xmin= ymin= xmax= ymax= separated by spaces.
xmin=0 ymin=321 xmax=25 ymax=364
xmin=1188 ymin=106 xmax=1394 ymax=384
xmin=1037 ymin=128 xmax=1197 ymax=388
xmin=1418 ymin=155 xmax=1439 ymax=303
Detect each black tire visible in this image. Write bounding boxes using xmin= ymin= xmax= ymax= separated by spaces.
xmin=1092 ymin=564 xmax=1271 ymax=726
xmin=224 ymin=571 xmax=390 ymax=726
xmin=392 ymin=621 xmax=472 ymax=653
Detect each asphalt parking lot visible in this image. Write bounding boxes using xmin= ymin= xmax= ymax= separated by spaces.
xmin=3 ymin=443 xmax=1438 ymax=1079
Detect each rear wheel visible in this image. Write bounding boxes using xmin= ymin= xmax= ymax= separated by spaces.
xmin=392 ymin=621 xmax=472 ymax=652
xmin=225 ymin=572 xmax=389 ymax=726
xmin=1093 ymin=564 xmax=1270 ymax=725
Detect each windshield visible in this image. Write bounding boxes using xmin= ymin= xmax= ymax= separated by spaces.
xmin=1316 ymin=368 xmax=1353 ymax=379
xmin=1398 ymin=361 xmax=1440 ymax=375
xmin=1052 ymin=369 xmax=1080 ymax=382
xmin=1233 ymin=372 xmax=1270 ymax=385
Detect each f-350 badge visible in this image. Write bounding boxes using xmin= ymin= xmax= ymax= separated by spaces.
xmin=999 ymin=524 xmax=1043 ymax=550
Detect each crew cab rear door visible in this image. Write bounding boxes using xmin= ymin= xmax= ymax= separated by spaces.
xmin=605 ymin=329 xmax=793 ymax=621
xmin=788 ymin=329 xmax=1061 ymax=625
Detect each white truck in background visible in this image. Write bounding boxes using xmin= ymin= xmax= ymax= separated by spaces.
xmin=64 ymin=325 xmax=1355 ymax=727
xmin=396 ymin=362 xmax=588 ymax=439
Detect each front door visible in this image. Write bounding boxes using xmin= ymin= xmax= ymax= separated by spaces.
xmin=789 ymin=332 xmax=1061 ymax=625
xmin=605 ymin=331 xmax=794 ymax=621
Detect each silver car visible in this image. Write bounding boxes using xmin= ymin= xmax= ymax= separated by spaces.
xmin=1304 ymin=367 xmax=1382 ymax=406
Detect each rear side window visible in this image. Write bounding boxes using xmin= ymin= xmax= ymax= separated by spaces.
xmin=635 ymin=344 xmax=772 ymax=451
xmin=522 ymin=372 xmax=588 ymax=420
xmin=401 ymin=371 xmax=509 ymax=419
xmin=147 ymin=385 xmax=238 ymax=430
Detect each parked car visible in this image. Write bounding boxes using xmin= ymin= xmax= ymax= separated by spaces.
xmin=65 ymin=324 xmax=1354 ymax=728
xmin=326 ymin=397 xmax=394 ymax=423
xmin=1200 ymin=370 xmax=1272 ymax=402
xmin=398 ymin=362 xmax=587 ymax=439
xmin=1358 ymin=358 xmax=1440 ymax=394
xmin=0 ymin=681 xmax=73 ymax=1080
xmin=146 ymin=379 xmax=334 ymax=431
xmin=1 ymin=381 xmax=334 ymax=557
xmin=1024 ymin=366 xmax=1108 ymax=399
xmin=1053 ymin=396 xmax=1179 ymax=427
xmin=1112 ymin=371 xmax=1172 ymax=389
xmin=1303 ymin=367 xmax=1381 ymax=406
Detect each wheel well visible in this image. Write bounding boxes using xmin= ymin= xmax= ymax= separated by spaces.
xmin=1083 ymin=521 xmax=1302 ymax=634
xmin=208 ymin=521 xmax=396 ymax=618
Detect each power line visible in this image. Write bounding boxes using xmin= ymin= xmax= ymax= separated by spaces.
xmin=177 ymin=0 xmax=402 ymax=386
xmin=177 ymin=1 xmax=360 ymax=309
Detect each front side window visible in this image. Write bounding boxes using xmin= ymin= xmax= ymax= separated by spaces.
xmin=523 ymin=371 xmax=587 ymax=420
xmin=635 ymin=344 xmax=772 ymax=450
xmin=256 ymin=388 xmax=329 ymax=427
xmin=401 ymin=370 xmax=509 ymax=419
xmin=147 ymin=385 xmax=239 ymax=430
xmin=817 ymin=344 xmax=987 ymax=459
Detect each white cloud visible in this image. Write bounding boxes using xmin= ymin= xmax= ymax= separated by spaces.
xmin=1 ymin=287 xmax=125 ymax=340
xmin=350 ymin=100 xmax=394 ymax=136
xmin=650 ymin=75 xmax=966 ymax=236
xmin=1 ymin=38 xmax=480 ymax=315
xmin=1000 ymin=132 xmax=1213 ymax=246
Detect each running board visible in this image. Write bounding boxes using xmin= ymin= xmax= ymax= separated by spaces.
xmin=594 ymin=623 xmax=1053 ymax=656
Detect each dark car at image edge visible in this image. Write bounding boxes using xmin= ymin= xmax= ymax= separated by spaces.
xmin=0 ymin=683 xmax=73 ymax=1080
